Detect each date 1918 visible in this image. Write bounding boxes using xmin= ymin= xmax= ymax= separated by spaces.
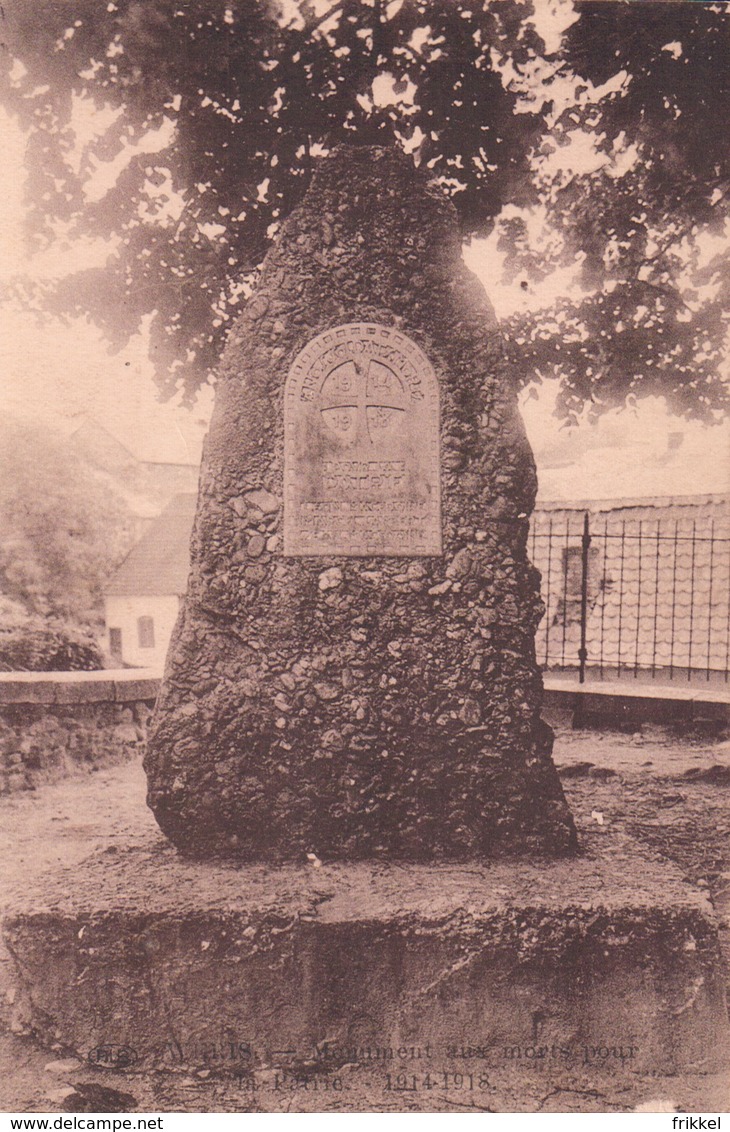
xmin=385 ymin=1072 xmax=491 ymax=1092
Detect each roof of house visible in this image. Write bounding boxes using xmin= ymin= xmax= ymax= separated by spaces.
xmin=528 ymin=398 xmax=730 ymax=502
xmin=70 ymin=415 xmax=204 ymax=468
xmin=70 ymin=419 xmax=138 ymax=467
xmin=535 ymin=493 xmax=728 ymax=514
xmin=105 ymin=494 xmax=197 ymax=597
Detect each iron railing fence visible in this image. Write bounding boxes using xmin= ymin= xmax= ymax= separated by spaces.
xmin=529 ymin=511 xmax=730 ymax=683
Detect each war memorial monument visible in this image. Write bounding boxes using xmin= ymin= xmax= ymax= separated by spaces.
xmin=4 ymin=147 xmax=728 ymax=1111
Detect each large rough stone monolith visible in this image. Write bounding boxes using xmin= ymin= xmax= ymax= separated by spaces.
xmin=145 ymin=145 xmax=577 ymax=859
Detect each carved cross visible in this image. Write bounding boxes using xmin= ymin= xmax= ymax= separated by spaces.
xmin=319 ymin=357 xmax=408 ymax=443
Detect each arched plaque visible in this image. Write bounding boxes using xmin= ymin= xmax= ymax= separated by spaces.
xmin=284 ymin=323 xmax=441 ymax=556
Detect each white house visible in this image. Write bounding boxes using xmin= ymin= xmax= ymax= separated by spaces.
xmin=104 ymin=494 xmax=197 ymax=669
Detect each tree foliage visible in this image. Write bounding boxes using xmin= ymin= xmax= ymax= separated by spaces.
xmin=0 ymin=420 xmax=136 ymax=625
xmin=1 ymin=0 xmax=728 ymax=421
xmin=0 ymin=598 xmax=104 ymax=672
xmin=501 ymin=2 xmax=730 ymax=422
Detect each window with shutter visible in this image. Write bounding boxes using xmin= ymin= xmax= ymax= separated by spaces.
xmin=137 ymin=616 xmax=155 ymax=648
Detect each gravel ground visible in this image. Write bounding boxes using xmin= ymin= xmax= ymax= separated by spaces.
xmin=0 ymin=723 xmax=728 ymax=1114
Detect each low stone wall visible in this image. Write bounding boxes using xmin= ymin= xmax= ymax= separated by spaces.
xmin=0 ymin=671 xmax=723 ymax=796
xmin=543 ymin=677 xmax=729 ymax=733
xmin=0 ymin=670 xmax=161 ymax=795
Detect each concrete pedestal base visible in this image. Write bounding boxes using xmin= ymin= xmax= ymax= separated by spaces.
xmin=4 ymin=841 xmax=729 ymax=1109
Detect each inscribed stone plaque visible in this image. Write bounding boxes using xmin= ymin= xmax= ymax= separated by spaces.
xmin=284 ymin=323 xmax=441 ymax=556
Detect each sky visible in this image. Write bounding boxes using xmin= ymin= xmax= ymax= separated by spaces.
xmin=1 ymin=22 xmax=728 ymax=502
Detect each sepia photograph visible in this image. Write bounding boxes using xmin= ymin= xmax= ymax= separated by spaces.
xmin=0 ymin=0 xmax=728 ymax=1118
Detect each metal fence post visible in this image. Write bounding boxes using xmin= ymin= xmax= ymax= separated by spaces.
xmin=579 ymin=511 xmax=591 ymax=684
